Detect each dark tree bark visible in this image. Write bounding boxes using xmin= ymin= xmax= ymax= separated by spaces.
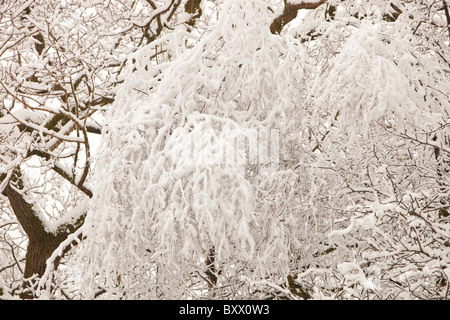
xmin=2 ymin=182 xmax=85 ymax=299
xmin=270 ymin=0 xmax=327 ymax=34
xmin=205 ymin=247 xmax=218 ymax=288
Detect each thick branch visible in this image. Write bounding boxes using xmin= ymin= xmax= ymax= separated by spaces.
xmin=2 ymin=183 xmax=47 ymax=240
xmin=270 ymin=0 xmax=327 ymax=34
xmin=2 ymin=176 xmax=87 ymax=299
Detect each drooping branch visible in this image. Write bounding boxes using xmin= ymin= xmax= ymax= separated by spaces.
xmin=270 ymin=0 xmax=327 ymax=34
xmin=205 ymin=247 xmax=218 ymax=288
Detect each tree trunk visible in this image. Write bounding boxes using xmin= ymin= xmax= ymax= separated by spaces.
xmin=20 ymin=237 xmax=64 ymax=299
xmin=2 ymin=182 xmax=84 ymax=299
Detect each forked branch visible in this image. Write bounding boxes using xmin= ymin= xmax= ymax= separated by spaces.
xmin=270 ymin=0 xmax=327 ymax=34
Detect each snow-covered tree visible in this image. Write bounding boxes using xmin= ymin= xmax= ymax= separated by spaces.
xmin=1 ymin=0 xmax=449 ymax=300
xmin=289 ymin=0 xmax=450 ymax=299
xmin=0 ymin=0 xmax=204 ymax=299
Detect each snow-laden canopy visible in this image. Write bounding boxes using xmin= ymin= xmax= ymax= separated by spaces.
xmin=71 ymin=0 xmax=313 ymax=299
xmin=34 ymin=0 xmax=448 ymax=300
xmin=310 ymin=20 xmax=448 ymax=138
